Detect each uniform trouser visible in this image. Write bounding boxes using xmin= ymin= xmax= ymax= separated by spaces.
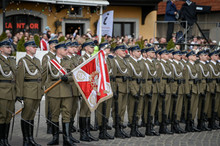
xmin=49 ymin=97 xmax=73 ymax=123
xmin=21 ymin=98 xmax=41 ymax=121
xmin=184 ymin=93 xmax=199 ymax=120
xmin=144 ymin=93 xmax=158 ymax=122
xmin=112 ymin=92 xmax=128 ymax=125
xmin=197 ymin=92 xmax=211 ymax=120
xmin=128 ymin=94 xmax=142 ymax=123
xmin=207 ymin=92 xmax=220 ymax=118
xmin=45 ymin=95 xmax=49 ymax=119
xmin=0 ymin=99 xmax=15 ymax=124
xmin=97 ymin=98 xmax=112 ymax=126
xmin=158 ymin=93 xmax=171 ymax=123
xmin=80 ymin=98 xmax=91 ymax=117
xmin=71 ymin=96 xmax=78 ymax=119
xmin=169 ymin=94 xmax=183 ymax=121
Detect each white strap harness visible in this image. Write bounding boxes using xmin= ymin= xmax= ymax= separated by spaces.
xmin=186 ymin=64 xmax=198 ymax=79
xmin=0 ymin=64 xmax=12 ymax=78
xmin=144 ymin=62 xmax=157 ymax=77
xmin=22 ymin=59 xmax=38 ymax=76
xmin=129 ymin=62 xmax=142 ymax=77
xmin=171 ymin=63 xmax=182 ymax=78
xmin=198 ymin=64 xmax=209 ymax=77
xmin=160 ymin=62 xmax=172 ymax=77
xmin=209 ymin=64 xmax=220 ymax=77
xmin=114 ymin=59 xmax=128 ymax=74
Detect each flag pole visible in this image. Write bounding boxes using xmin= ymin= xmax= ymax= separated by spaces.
xmin=98 ymin=5 xmax=103 ymax=43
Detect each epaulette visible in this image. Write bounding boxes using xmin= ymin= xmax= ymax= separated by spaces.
xmin=108 ymin=55 xmax=114 ymax=59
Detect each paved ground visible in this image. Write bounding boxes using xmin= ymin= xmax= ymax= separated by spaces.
xmin=9 ymin=100 xmax=220 ymax=146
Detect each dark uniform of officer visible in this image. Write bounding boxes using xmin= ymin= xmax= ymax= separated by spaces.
xmin=0 ymin=39 xmax=16 ymax=146
xmin=42 ymin=38 xmax=57 ymax=134
xmin=16 ymin=40 xmax=42 ymax=146
xmin=45 ymin=42 xmax=76 ymax=146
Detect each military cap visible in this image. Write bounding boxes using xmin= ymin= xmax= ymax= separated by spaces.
xmin=0 ymin=39 xmax=11 ymax=47
xmin=82 ymin=39 xmax=95 ymax=48
xmin=114 ymin=44 xmax=126 ymax=51
xmin=155 ymin=48 xmax=162 ymax=54
xmin=99 ymin=42 xmax=110 ymax=49
xmin=55 ymin=41 xmax=67 ymax=50
xmin=130 ymin=45 xmax=141 ymax=52
xmin=65 ymin=40 xmax=73 ymax=47
xmin=186 ymin=51 xmax=196 ymax=57
xmin=181 ymin=51 xmax=187 ymax=55
xmin=24 ymin=40 xmax=37 ymax=48
xmin=172 ymin=50 xmax=181 ymax=55
xmin=209 ymin=50 xmax=218 ymax=57
xmin=72 ymin=40 xmax=80 ymax=47
xmin=197 ymin=50 xmax=208 ymax=56
xmin=158 ymin=49 xmax=169 ymax=55
xmin=168 ymin=49 xmax=174 ymax=54
xmin=48 ymin=38 xmax=58 ymax=45
xmin=141 ymin=48 xmax=147 ymax=54
xmin=145 ymin=47 xmax=155 ymax=53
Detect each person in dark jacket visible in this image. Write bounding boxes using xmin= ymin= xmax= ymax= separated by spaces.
xmin=165 ymin=0 xmax=178 ymax=42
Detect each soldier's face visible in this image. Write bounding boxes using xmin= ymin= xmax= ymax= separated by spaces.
xmin=211 ymin=54 xmax=219 ymax=61
xmin=58 ymin=48 xmax=67 ymax=57
xmin=161 ymin=53 xmax=169 ymax=60
xmin=147 ymin=52 xmax=155 ymax=59
xmin=86 ymin=46 xmax=94 ymax=55
xmin=72 ymin=46 xmax=79 ymax=54
xmin=50 ymin=44 xmax=56 ymax=52
xmin=199 ymin=54 xmax=208 ymax=61
xmin=27 ymin=46 xmax=37 ymax=55
xmin=174 ymin=54 xmax=181 ymax=61
xmin=189 ymin=55 xmax=197 ymax=62
xmin=132 ymin=50 xmax=141 ymax=59
xmin=67 ymin=46 xmax=74 ymax=54
xmin=104 ymin=48 xmax=111 ymax=55
xmin=116 ymin=49 xmax=126 ymax=58
xmin=1 ymin=45 xmax=11 ymax=56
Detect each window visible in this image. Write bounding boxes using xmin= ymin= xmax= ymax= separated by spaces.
xmin=69 ymin=6 xmax=83 ymax=17
xmin=113 ymin=22 xmax=134 ymax=37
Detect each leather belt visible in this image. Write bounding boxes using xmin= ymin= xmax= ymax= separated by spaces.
xmin=24 ymin=79 xmax=42 ymax=82
xmin=0 ymin=80 xmax=14 ymax=83
xmin=51 ymin=79 xmax=60 ymax=81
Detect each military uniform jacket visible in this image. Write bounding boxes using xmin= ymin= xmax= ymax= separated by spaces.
xmin=184 ymin=61 xmax=199 ymax=94
xmin=128 ymin=56 xmax=143 ymax=96
xmin=42 ymin=51 xmax=56 ymax=88
xmin=71 ymin=54 xmax=82 ymax=96
xmin=171 ymin=60 xmax=184 ymax=95
xmin=45 ymin=56 xmax=74 ymax=98
xmin=208 ymin=60 xmax=220 ymax=93
xmin=0 ymin=54 xmax=16 ymax=100
xmin=16 ymin=55 xmax=42 ymax=99
xmin=114 ymin=55 xmax=130 ymax=94
xmin=197 ymin=61 xmax=210 ymax=94
xmin=106 ymin=56 xmax=117 ymax=93
xmin=157 ymin=59 xmax=172 ymax=94
xmin=144 ymin=58 xmax=158 ymax=94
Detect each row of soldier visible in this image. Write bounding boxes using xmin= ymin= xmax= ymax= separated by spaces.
xmin=0 ymin=38 xmax=219 ymax=146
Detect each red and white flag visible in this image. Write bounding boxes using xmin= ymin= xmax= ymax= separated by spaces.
xmin=50 ymin=59 xmax=67 ymax=75
xmin=72 ymin=50 xmax=113 ymax=111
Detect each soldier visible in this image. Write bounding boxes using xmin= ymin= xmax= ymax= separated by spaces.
xmin=207 ymin=50 xmax=220 ymax=129
xmin=79 ymin=40 xmax=98 ymax=142
xmin=197 ymin=50 xmax=211 ymax=131
xmin=68 ymin=40 xmax=81 ymax=133
xmin=157 ymin=49 xmax=173 ymax=134
xmin=42 ymin=38 xmax=58 ymax=134
xmin=169 ymin=50 xmax=186 ymax=133
xmin=184 ymin=51 xmax=200 ymax=132
xmin=0 ymin=39 xmax=16 ymax=146
xmin=113 ymin=44 xmax=130 ymax=138
xmin=46 ymin=41 xmax=77 ymax=146
xmin=127 ymin=45 xmax=145 ymax=137
xmin=97 ymin=42 xmax=115 ymax=140
xmin=141 ymin=47 xmax=160 ymax=136
xmin=16 ymin=40 xmax=42 ymax=146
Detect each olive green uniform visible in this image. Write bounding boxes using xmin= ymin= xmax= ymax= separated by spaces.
xmin=113 ymin=55 xmax=130 ymax=124
xmin=45 ymin=57 xmax=74 ymax=123
xmin=157 ymin=59 xmax=172 ymax=123
xmin=197 ymin=61 xmax=210 ymax=120
xmin=127 ymin=56 xmax=144 ymax=123
xmin=42 ymin=51 xmax=56 ymax=120
xmin=208 ymin=60 xmax=220 ymax=118
xmin=169 ymin=60 xmax=185 ymax=121
xmin=16 ymin=55 xmax=43 ymax=120
xmin=0 ymin=54 xmax=16 ymax=124
xmin=184 ymin=61 xmax=199 ymax=120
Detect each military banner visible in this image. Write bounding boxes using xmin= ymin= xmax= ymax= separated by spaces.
xmin=72 ymin=50 xmax=113 ymax=111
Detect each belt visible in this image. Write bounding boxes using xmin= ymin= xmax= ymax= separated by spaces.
xmin=110 ymin=76 xmax=116 ymax=82
xmin=0 ymin=80 xmax=14 ymax=83
xmin=24 ymin=79 xmax=42 ymax=82
xmin=51 ymin=79 xmax=60 ymax=81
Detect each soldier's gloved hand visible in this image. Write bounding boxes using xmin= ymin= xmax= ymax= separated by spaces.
xmin=134 ymin=94 xmax=139 ymax=100
xmin=159 ymin=93 xmax=165 ymax=98
xmin=15 ymin=97 xmax=23 ymax=103
xmin=78 ymin=95 xmax=82 ymax=100
xmin=186 ymin=94 xmax=191 ymax=99
xmin=200 ymin=93 xmax=205 ymax=97
xmin=172 ymin=94 xmax=178 ymax=98
xmin=113 ymin=92 xmax=118 ymax=100
xmin=61 ymin=75 xmax=68 ymax=82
